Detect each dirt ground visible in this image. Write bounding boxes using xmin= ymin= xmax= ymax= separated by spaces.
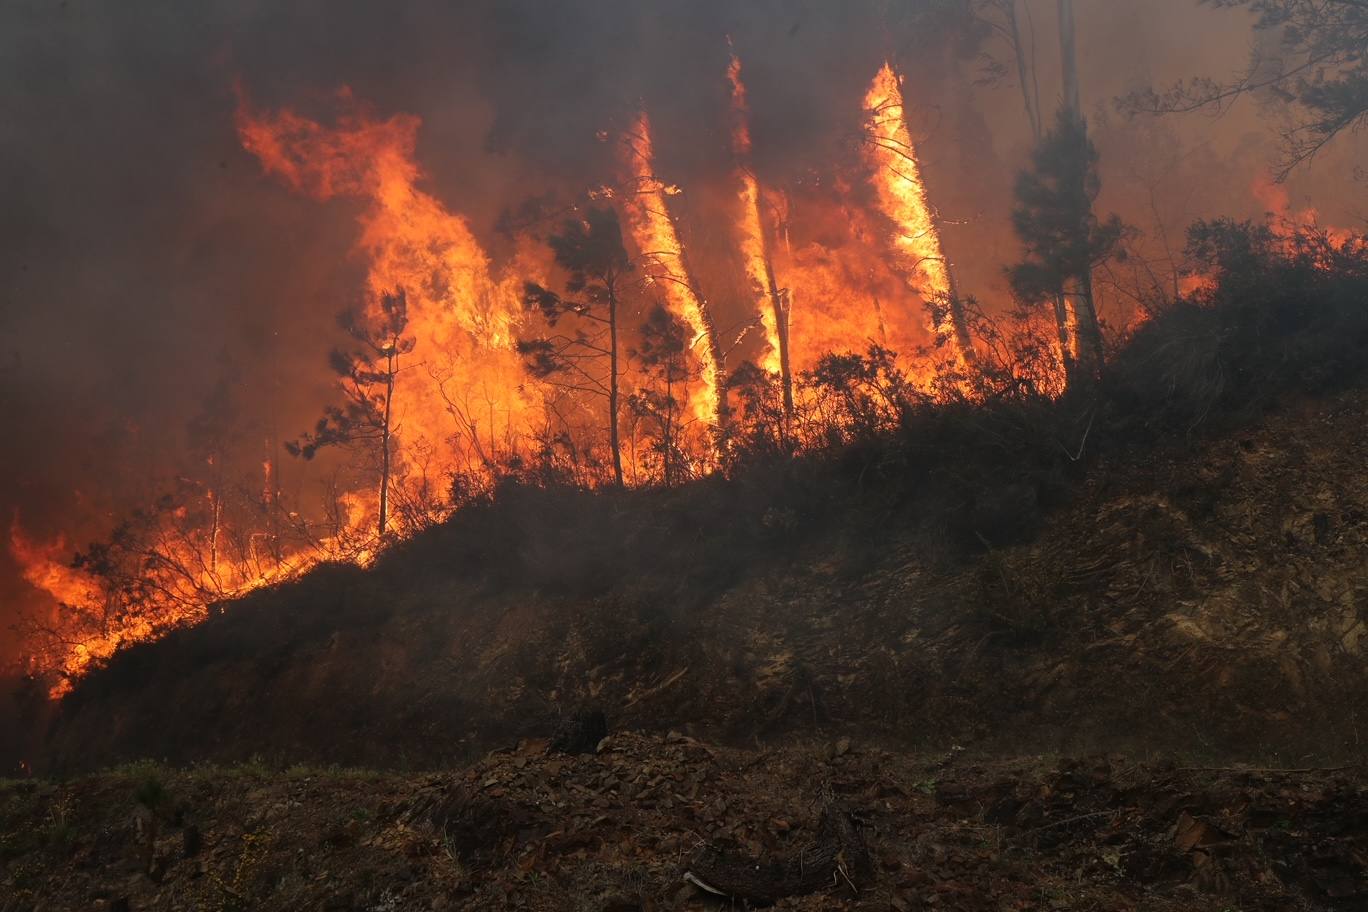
xmin=4 ymin=731 xmax=1367 ymax=911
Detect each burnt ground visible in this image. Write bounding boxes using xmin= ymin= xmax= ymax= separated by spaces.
xmin=5 ymin=731 xmax=1368 ymax=911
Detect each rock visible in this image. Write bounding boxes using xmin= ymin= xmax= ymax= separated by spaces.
xmin=835 ymin=737 xmax=852 ymax=757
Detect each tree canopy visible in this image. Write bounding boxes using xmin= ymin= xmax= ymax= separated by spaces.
xmin=1122 ymin=0 xmax=1368 ymax=177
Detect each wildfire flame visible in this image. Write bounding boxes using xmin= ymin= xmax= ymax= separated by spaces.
xmin=9 ymin=514 xmax=289 ymax=694
xmin=615 ymin=108 xmax=725 ymax=429
xmin=1178 ymin=173 xmax=1358 ymax=298
xmin=236 ymin=87 xmax=538 ymax=489
xmin=863 ymin=63 xmax=963 ymax=358
xmin=19 ymin=53 xmax=1242 ymax=697
xmin=727 ymin=48 xmax=785 ymax=380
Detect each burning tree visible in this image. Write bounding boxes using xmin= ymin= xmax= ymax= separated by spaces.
xmin=518 ymin=207 xmax=633 ymax=488
xmin=863 ymin=62 xmax=976 ymax=367
xmin=727 ymin=46 xmax=793 ymax=419
xmin=616 ymin=109 xmax=729 ymax=436
xmin=288 ymin=290 xmax=415 ymax=541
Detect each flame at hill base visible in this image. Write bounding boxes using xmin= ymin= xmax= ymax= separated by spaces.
xmin=12 ymin=56 xmax=1091 ymax=696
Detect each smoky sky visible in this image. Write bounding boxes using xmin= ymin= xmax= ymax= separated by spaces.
xmin=0 ymin=0 xmax=1361 ymax=666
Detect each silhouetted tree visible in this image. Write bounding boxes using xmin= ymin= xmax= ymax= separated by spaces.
xmin=1007 ymin=109 xmax=1125 ymax=386
xmin=1122 ymin=0 xmax=1368 ymax=178
xmin=184 ymin=359 xmax=255 ymax=581
xmin=627 ymin=304 xmax=692 ymax=485
xmin=288 ymin=290 xmax=414 ymax=540
xmin=804 ymin=345 xmax=915 ymax=443
xmin=518 ymin=207 xmax=632 ymax=487
xmin=972 ymin=0 xmax=1044 ymax=141
xmin=723 ymin=361 xmax=795 ymax=468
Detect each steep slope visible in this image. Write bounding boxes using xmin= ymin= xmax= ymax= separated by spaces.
xmin=33 ymin=385 xmax=1368 ymax=772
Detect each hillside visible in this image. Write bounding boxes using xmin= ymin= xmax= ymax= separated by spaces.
xmin=4 ymin=214 xmax=1368 ymax=912
xmin=27 ymin=380 xmax=1368 ymax=773
xmin=6 ymin=211 xmax=1363 ymax=776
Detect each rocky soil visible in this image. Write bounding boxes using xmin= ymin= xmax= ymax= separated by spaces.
xmin=5 ymin=731 xmax=1367 ymax=911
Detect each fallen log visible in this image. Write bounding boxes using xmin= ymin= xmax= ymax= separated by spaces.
xmin=682 ymin=801 xmax=871 ymax=903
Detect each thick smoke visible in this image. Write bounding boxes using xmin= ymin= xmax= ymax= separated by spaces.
xmin=0 ymin=0 xmax=1362 ymax=667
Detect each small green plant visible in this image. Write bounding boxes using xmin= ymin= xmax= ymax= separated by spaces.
xmin=46 ymin=792 xmax=77 ymax=848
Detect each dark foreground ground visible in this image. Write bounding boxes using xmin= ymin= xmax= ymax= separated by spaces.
xmin=4 ymin=731 xmax=1366 ymax=911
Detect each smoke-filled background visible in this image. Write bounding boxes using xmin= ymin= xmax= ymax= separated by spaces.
xmin=1 ymin=0 xmax=1363 ymax=670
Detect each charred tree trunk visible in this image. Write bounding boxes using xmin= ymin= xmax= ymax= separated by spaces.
xmin=1074 ymin=271 xmax=1105 ymax=378
xmin=772 ymin=285 xmax=794 ymax=421
xmin=1003 ymin=0 xmax=1073 ymax=384
xmin=207 ymin=459 xmax=222 ymax=588
xmin=607 ymin=282 xmax=624 ymax=488
xmin=943 ymin=271 xmax=976 ymax=367
xmin=1058 ymin=0 xmax=1081 ymax=115
xmin=699 ymin=302 xmax=729 ymax=434
xmin=1007 ymin=0 xmax=1042 ymax=142
xmin=378 ymin=343 xmax=396 ymax=540
xmin=754 ymin=200 xmax=793 ymax=421
xmin=1057 ymin=0 xmax=1104 ymax=382
xmin=1052 ymin=291 xmax=1077 ymax=388
xmin=932 ymin=49 xmax=978 ymax=367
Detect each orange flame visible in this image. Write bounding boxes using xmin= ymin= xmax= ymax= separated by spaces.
xmin=9 ymin=514 xmax=281 ymax=695
xmin=615 ymin=108 xmax=724 ymax=428
xmin=17 ymin=65 xmax=1120 ymax=694
xmin=727 ymin=49 xmax=784 ymax=378
xmin=237 ymin=89 xmax=536 ymax=484
xmin=8 ymin=522 xmax=102 ymax=619
xmin=1253 ymin=173 xmax=1356 ymax=247
xmin=863 ymin=64 xmax=959 ymax=352
xmin=13 ymin=91 xmax=554 ymax=695
xmin=1178 ymin=173 xmax=1359 ymax=299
